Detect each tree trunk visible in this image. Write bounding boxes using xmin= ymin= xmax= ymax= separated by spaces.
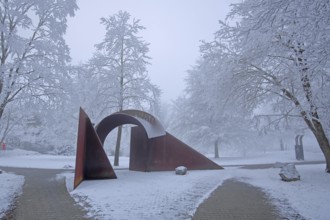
xmin=0 ymin=113 xmax=11 ymax=144
xmin=311 ymin=120 xmax=330 ymax=173
xmin=280 ymin=138 xmax=284 ymax=151
xmin=0 ymin=102 xmax=6 ymax=121
xmin=293 ymin=42 xmax=330 ymax=171
xmin=114 ymin=125 xmax=123 ymax=166
xmin=214 ymin=139 xmax=219 ymax=158
xmin=281 ymin=56 xmax=330 ymax=171
xmin=113 ymin=36 xmax=125 ymax=167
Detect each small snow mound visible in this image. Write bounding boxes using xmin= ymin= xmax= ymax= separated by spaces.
xmin=279 ymin=163 xmax=300 ymax=182
xmin=175 ymin=166 xmax=187 ymax=175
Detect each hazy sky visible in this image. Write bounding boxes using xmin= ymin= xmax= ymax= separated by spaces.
xmin=65 ymin=0 xmax=234 ymax=102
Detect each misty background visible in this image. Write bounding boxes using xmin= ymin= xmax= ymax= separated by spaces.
xmin=0 ymin=0 xmax=328 ymax=167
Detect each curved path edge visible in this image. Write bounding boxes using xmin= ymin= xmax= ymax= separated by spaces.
xmin=1 ymin=167 xmax=92 ymax=220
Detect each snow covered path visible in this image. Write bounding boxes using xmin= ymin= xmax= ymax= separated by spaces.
xmin=193 ymin=178 xmax=282 ymax=220
xmin=3 ymin=167 xmax=287 ymax=220
xmin=1 ymin=167 xmax=90 ymax=220
xmin=0 ymin=149 xmax=328 ymax=220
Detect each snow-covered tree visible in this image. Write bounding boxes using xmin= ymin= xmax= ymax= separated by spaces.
xmin=0 ymin=0 xmax=77 ymax=124
xmin=67 ymin=64 xmax=101 ymax=120
xmin=0 ymin=0 xmax=77 ymax=146
xmin=169 ymin=54 xmax=254 ymax=157
xmin=205 ymin=0 xmax=330 ymax=172
xmin=89 ymin=11 xmax=160 ymax=166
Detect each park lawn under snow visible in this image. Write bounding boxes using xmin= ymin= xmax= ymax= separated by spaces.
xmin=64 ymin=164 xmax=329 ymax=220
xmin=0 ymin=171 xmax=24 ymax=218
xmin=64 ymin=170 xmax=229 ymax=219
xmin=234 ymin=164 xmax=330 ymax=220
xmin=0 ymin=148 xmax=329 ymax=219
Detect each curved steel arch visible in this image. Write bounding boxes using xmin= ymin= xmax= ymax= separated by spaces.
xmin=95 ymin=109 xmax=166 ymax=144
xmin=74 ymin=108 xmax=222 ymax=189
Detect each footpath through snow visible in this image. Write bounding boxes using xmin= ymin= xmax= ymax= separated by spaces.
xmin=0 ymin=148 xmax=329 ymax=219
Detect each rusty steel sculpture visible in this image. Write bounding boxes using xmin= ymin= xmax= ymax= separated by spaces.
xmin=74 ymin=108 xmax=117 ymax=189
xmin=74 ymin=108 xmax=223 ymax=189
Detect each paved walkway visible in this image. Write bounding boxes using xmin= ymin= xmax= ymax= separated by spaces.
xmin=1 ymin=167 xmax=91 ymax=220
xmin=193 ymin=179 xmax=282 ymax=220
xmin=2 ymin=163 xmax=312 ymax=220
xmin=192 ymin=162 xmax=317 ymax=220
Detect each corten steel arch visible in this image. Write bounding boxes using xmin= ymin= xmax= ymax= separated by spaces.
xmin=74 ymin=108 xmax=166 ymax=189
xmin=74 ymin=108 xmax=223 ymax=189
xmin=95 ymin=109 xmax=166 ymax=144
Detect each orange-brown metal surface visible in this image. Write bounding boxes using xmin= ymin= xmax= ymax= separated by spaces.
xmin=75 ymin=108 xmax=222 ymax=189
xmin=73 ymin=108 xmax=87 ymax=189
xmin=130 ymin=126 xmax=223 ymax=171
xmin=74 ymin=108 xmax=116 ymax=189
xmin=95 ymin=110 xmax=165 ymax=145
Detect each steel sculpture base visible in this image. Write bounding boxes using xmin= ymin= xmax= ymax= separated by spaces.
xmin=74 ymin=108 xmax=117 ymax=189
xmin=130 ymin=126 xmax=223 ymax=171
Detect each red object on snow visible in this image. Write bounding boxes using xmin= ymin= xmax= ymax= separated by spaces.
xmin=2 ymin=143 xmax=6 ymax=150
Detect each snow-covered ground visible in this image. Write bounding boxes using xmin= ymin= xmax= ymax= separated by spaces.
xmin=63 ymin=170 xmax=229 ymax=219
xmin=0 ymin=170 xmax=24 ymax=219
xmin=233 ymin=164 xmax=330 ymax=220
xmin=0 ymin=148 xmax=329 ymax=219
